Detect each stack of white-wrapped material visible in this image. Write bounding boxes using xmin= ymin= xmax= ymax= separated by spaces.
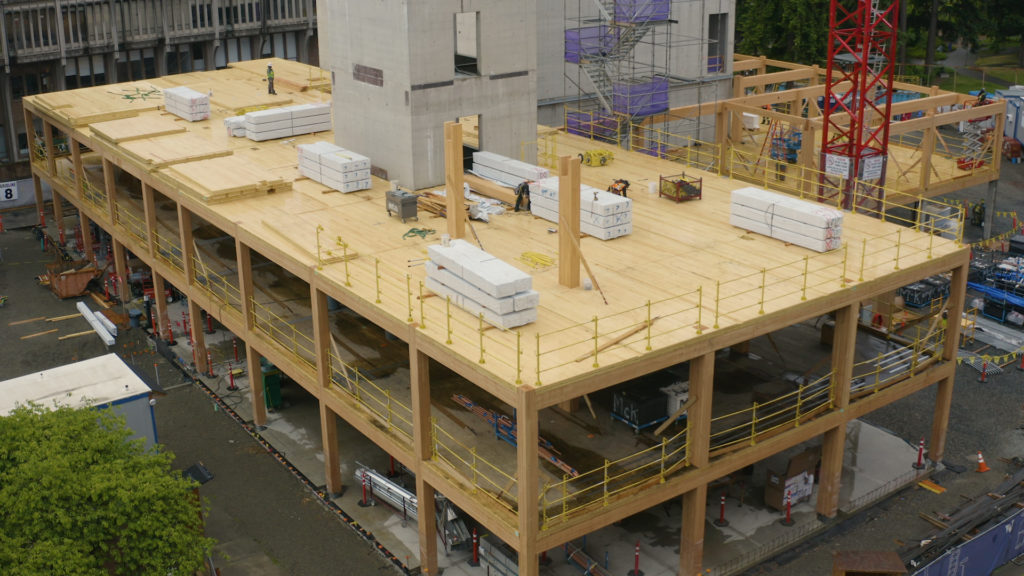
xmin=243 ymin=103 xmax=331 ymax=141
xmin=472 ymin=151 xmax=549 ymax=186
xmin=296 ymin=141 xmax=372 ymax=193
xmin=163 ymin=87 xmax=210 ymax=122
xmin=426 ymin=239 xmax=539 ymax=329
xmin=528 ymin=177 xmax=632 ymax=240
xmin=730 ymin=187 xmax=843 ymax=252
xmin=223 ymin=116 xmax=246 ymax=137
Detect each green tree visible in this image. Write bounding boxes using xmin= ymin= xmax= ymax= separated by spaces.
xmin=0 ymin=404 xmax=214 ymax=576
xmin=736 ymin=0 xmax=831 ymax=65
xmin=986 ymin=0 xmax=1024 ymax=67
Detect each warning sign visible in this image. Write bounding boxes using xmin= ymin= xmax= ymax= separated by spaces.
xmin=862 ymin=155 xmax=885 ymax=180
xmin=824 ymin=154 xmax=851 ymax=177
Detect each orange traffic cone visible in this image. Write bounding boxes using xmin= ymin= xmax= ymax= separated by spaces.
xmin=977 ymin=451 xmax=991 ymax=473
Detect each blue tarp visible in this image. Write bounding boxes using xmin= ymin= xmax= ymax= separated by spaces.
xmin=968 ymin=282 xmax=1024 ymax=309
xmin=614 ymin=0 xmax=671 ymax=22
xmin=914 ymin=508 xmax=1024 ymax=576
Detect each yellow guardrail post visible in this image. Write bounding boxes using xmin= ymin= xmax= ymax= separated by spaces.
xmin=841 ymin=243 xmax=849 ymax=287
xmin=406 ymin=274 xmax=413 ymax=323
xmin=927 ymin=228 xmax=934 ymax=260
xmin=873 ymin=353 xmax=883 ymax=393
xmin=759 ymin=268 xmax=767 ymax=315
xmin=478 ymin=313 xmax=486 ymax=364
xmin=795 ymin=384 xmax=803 ymax=426
xmin=894 ymin=230 xmax=902 ymax=270
xmin=859 ymin=238 xmax=867 ymax=282
xmin=316 ymin=225 xmax=325 ymax=270
xmin=374 ymin=258 xmax=382 ymax=303
xmin=541 ymin=482 xmax=550 ymax=528
xmin=603 ymin=459 xmax=610 ymax=507
xmin=646 ymin=300 xmax=653 ymax=350
xmin=750 ymin=402 xmax=758 ymax=445
xmin=714 ymin=280 xmax=721 ymax=329
xmin=660 ymin=437 xmax=667 ymax=483
xmin=915 ymin=196 xmax=924 ymax=232
xmin=696 ymin=287 xmax=704 ymax=335
xmin=386 ymin=390 xmax=393 ymax=430
xmin=562 ymin=474 xmax=569 ymax=518
xmin=801 ymin=256 xmax=809 ymax=301
xmin=419 ymin=281 xmax=426 ymax=329
xmin=471 ymin=447 xmax=478 ymax=492
xmin=592 ymin=316 xmax=600 ymax=368
xmin=516 ymin=331 xmax=523 ymax=385
xmin=536 ymin=330 xmax=544 ymax=383
xmin=445 ymin=296 xmax=453 ymax=344
xmin=431 ymin=417 xmax=438 ymax=458
xmin=881 ymin=194 xmax=888 ymax=222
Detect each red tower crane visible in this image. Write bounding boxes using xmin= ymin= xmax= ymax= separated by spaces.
xmin=819 ymin=0 xmax=899 ymax=212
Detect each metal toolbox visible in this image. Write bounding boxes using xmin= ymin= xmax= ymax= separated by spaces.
xmin=386 ymin=190 xmax=418 ymax=222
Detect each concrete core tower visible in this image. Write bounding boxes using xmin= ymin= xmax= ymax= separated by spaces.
xmin=317 ymin=0 xmax=539 ymax=190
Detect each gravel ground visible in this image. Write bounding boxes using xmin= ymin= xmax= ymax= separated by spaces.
xmin=0 ymin=229 xmax=397 ymax=576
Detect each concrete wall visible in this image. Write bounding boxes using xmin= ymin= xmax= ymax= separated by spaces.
xmin=321 ymin=0 xmax=537 ymax=190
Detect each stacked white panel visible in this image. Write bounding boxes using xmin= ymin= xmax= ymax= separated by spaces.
xmin=295 ymin=140 xmax=372 ymax=193
xmin=223 ymin=116 xmax=246 ymax=137
xmin=243 ymin=103 xmax=332 ymax=141
xmin=163 ymin=87 xmax=210 ymax=122
xmin=426 ymin=239 xmax=538 ymax=329
xmin=527 ymin=177 xmax=633 ymax=240
xmin=729 ymin=187 xmax=844 ymax=252
xmin=471 ymin=151 xmax=550 ymax=187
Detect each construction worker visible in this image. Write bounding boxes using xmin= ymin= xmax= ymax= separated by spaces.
xmin=514 ymin=181 xmax=531 ymax=212
xmin=971 ymin=200 xmax=985 ymax=227
xmin=267 ymin=64 xmax=277 ymax=95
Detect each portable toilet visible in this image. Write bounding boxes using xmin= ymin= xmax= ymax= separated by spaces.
xmin=995 ymin=87 xmax=1024 ymax=144
xmin=0 ymin=354 xmax=158 ymax=448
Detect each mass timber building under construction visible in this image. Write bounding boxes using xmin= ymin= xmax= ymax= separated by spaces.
xmin=22 ymin=19 xmax=1005 ymax=576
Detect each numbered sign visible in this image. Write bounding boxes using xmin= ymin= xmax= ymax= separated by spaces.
xmin=0 ymin=181 xmax=18 ymax=202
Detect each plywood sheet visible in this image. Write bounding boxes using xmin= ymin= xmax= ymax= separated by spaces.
xmin=162 ymin=156 xmax=292 ymax=205
xmin=33 ymin=82 xmax=164 ymax=126
xmin=121 ymin=132 xmax=232 ymax=169
xmin=90 ymin=115 xmax=187 ymax=144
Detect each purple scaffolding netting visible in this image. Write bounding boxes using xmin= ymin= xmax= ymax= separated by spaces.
xmin=614 ymin=0 xmax=671 ymax=22
xmin=612 ymin=77 xmax=669 ymax=117
xmin=565 ymin=26 xmax=620 ymax=64
xmin=566 ymin=111 xmax=619 ymax=143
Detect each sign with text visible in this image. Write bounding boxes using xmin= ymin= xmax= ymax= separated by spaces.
xmin=824 ymin=154 xmax=851 ymax=178
xmin=0 ymin=181 xmax=18 ymax=202
xmin=862 ymin=155 xmax=885 ymax=180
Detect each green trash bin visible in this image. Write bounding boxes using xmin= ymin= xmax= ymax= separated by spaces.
xmin=260 ymin=360 xmax=283 ymax=410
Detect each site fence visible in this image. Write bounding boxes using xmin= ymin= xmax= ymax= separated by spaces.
xmin=250 ymin=297 xmax=316 ymax=369
xmin=708 ymin=519 xmax=820 ymax=576
xmin=844 ymin=466 xmax=927 ymax=513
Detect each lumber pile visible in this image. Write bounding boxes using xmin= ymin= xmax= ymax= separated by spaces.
xmin=162 ymin=86 xmax=210 ymax=122
xmin=237 ymin=103 xmax=332 ymax=141
xmin=529 ymin=176 xmax=633 ymax=240
xmin=296 ymin=141 xmax=372 ymax=193
xmin=730 ymin=186 xmax=843 ymax=252
xmin=471 ymin=151 xmax=550 ymax=187
xmin=426 ymin=239 xmax=538 ymax=329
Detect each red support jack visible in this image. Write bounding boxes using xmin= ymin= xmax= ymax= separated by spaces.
xmin=780 ymin=490 xmax=795 ymax=526
xmin=819 ymin=0 xmax=899 ymax=212
xmin=205 ymin=313 xmax=215 ymax=334
xmin=713 ymin=492 xmax=729 ymax=527
xmin=627 ymin=540 xmax=643 ymax=576
xmin=166 ymin=325 xmax=177 ymax=346
xmin=913 ymin=437 xmax=926 ymax=470
xmin=207 ymin=351 xmax=215 ymax=378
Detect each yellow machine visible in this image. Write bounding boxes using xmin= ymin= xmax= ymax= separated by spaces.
xmin=578 ymin=149 xmax=614 ymax=166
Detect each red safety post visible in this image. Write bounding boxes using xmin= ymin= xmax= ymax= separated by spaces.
xmin=627 ymin=540 xmax=643 ymax=576
xmin=978 ymin=361 xmax=988 ymax=383
xmin=166 ymin=325 xmax=176 ymax=346
xmin=191 ymin=347 xmax=197 ymax=369
xmin=467 ymin=528 xmax=480 ymax=567
xmin=386 ymin=455 xmax=397 ymax=478
xmin=713 ymin=492 xmax=729 ymax=527
xmin=780 ymin=490 xmax=795 ymax=526
xmin=1017 ymin=353 xmax=1024 ymax=373
xmin=0 ymin=212 xmax=5 ymax=233
xmin=358 ymin=471 xmax=370 ymax=507
xmin=205 ymin=313 xmax=215 ymax=334
xmin=913 ymin=438 xmax=926 ymax=470
xmin=151 ymin=312 xmax=158 ymax=336
xmin=227 ymin=363 xmax=238 ymax=391
xmin=39 ymin=208 xmax=46 ymax=227
xmin=206 ymin=351 xmax=214 ymax=378
xmin=233 ymin=338 xmax=239 ymax=362
xmin=104 ymin=277 xmax=110 ymax=301
xmin=59 ymin=228 xmax=65 ymax=246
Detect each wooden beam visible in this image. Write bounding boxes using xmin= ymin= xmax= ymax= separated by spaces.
xmin=445 ymin=121 xmax=466 ymax=239
xmin=464 ymin=173 xmax=517 ymax=205
xmin=558 ymin=155 xmax=581 ymax=288
xmin=245 ymin=342 xmax=267 ymax=426
xmin=735 ymin=67 xmax=819 ymax=92
xmin=142 ymin=182 xmax=157 ymax=257
xmin=409 ymin=343 xmax=438 ymax=575
xmin=516 ymin=384 xmax=540 ymax=576
xmin=679 ymin=485 xmax=708 ymax=576
xmin=319 ymin=401 xmax=343 ymax=496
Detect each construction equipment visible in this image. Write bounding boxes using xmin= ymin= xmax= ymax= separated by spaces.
xmin=659 ymin=173 xmax=702 ymax=203
xmin=386 ymin=189 xmax=419 ymax=222
xmin=607 ymin=178 xmax=630 ymax=197
xmin=578 ymin=149 xmax=614 ymax=167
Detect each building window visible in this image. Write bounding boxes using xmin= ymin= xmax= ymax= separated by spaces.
xmin=708 ymin=13 xmax=728 ymax=73
xmin=454 ymin=12 xmax=479 ymax=76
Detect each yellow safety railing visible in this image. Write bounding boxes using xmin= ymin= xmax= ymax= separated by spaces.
xmin=709 ymin=377 xmax=833 ymax=454
xmin=114 ymin=202 xmax=148 ymax=245
xmin=192 ymin=256 xmax=243 ymax=312
xmin=32 ymin=140 xmax=48 ymax=164
xmin=541 ymin=426 xmax=688 ymax=528
xmin=432 ymin=420 xmax=519 ymax=520
xmin=520 ymin=130 xmax=560 ymax=170
xmin=328 ymin=350 xmax=414 ymax=442
xmin=630 ymin=123 xmax=721 ymax=174
xmin=82 ymin=178 xmax=107 ymax=212
xmin=563 ymin=107 xmax=629 ymax=145
xmin=251 ymin=298 xmax=317 ymax=369
xmin=154 ymin=231 xmax=184 ymax=273
xmin=851 ymin=326 xmax=946 ymax=397
xmin=930 ymin=129 xmax=997 ymax=181
xmin=960 ymin=307 xmax=978 ymax=346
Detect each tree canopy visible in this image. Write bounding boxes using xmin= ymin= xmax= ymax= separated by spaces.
xmin=0 ymin=404 xmax=214 ymax=576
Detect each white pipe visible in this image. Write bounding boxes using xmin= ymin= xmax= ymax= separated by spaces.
xmin=76 ymin=302 xmax=115 ymax=346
